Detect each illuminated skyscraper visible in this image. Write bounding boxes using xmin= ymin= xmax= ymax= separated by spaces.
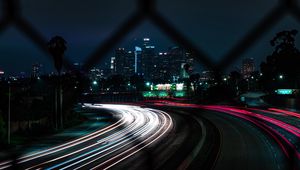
xmin=153 ymin=52 xmax=170 ymax=81
xmin=89 ymin=67 xmax=103 ymax=81
xmin=114 ymin=48 xmax=135 ymax=77
xmin=110 ymin=56 xmax=116 ymax=74
xmin=123 ymin=50 xmax=135 ymax=77
xmin=32 ymin=63 xmax=43 ymax=78
xmin=141 ymin=38 xmax=156 ymax=80
xmin=200 ymin=70 xmax=214 ymax=81
xmin=168 ymin=46 xmax=188 ymax=81
xmin=135 ymin=46 xmax=142 ymax=74
xmin=241 ymin=58 xmax=255 ymax=79
xmin=114 ymin=48 xmax=126 ymax=75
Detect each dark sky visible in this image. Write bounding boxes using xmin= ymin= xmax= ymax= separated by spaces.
xmin=0 ymin=0 xmax=300 ymax=75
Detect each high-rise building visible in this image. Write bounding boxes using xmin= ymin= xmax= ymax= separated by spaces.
xmin=89 ymin=67 xmax=104 ymax=81
xmin=102 ymin=62 xmax=111 ymax=78
xmin=141 ymin=38 xmax=156 ymax=80
xmin=114 ymin=48 xmax=135 ymax=77
xmin=123 ymin=50 xmax=135 ymax=77
xmin=134 ymin=46 xmax=142 ymax=74
xmin=168 ymin=46 xmax=187 ymax=80
xmin=241 ymin=58 xmax=255 ymax=79
xmin=153 ymin=52 xmax=170 ymax=81
xmin=72 ymin=63 xmax=83 ymax=71
xmin=200 ymin=70 xmax=214 ymax=82
xmin=111 ymin=39 xmax=195 ymax=82
xmin=114 ymin=48 xmax=126 ymax=75
xmin=110 ymin=56 xmax=116 ymax=74
xmin=185 ymin=51 xmax=195 ymax=70
xmin=32 ymin=63 xmax=43 ymax=78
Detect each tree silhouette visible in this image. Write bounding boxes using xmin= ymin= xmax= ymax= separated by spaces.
xmin=107 ymin=75 xmax=125 ymax=91
xmin=130 ymin=74 xmax=145 ymax=91
xmin=47 ymin=36 xmax=67 ymax=74
xmin=183 ymin=63 xmax=192 ymax=75
xmin=47 ymin=36 xmax=67 ymax=129
xmin=229 ymin=71 xmax=242 ymax=95
xmin=260 ymin=29 xmax=300 ymax=90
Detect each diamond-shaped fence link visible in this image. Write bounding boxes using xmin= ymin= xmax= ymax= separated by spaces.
xmin=1 ymin=0 xmax=300 ymax=75
xmin=1 ymin=0 xmax=300 ymax=169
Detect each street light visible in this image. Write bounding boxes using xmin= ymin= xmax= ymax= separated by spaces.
xmin=279 ymin=75 xmax=284 ymax=80
xmin=93 ymin=80 xmax=98 ymax=85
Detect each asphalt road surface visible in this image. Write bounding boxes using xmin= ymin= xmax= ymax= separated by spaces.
xmin=0 ymin=104 xmax=173 ymax=170
xmin=0 ymin=102 xmax=299 ymax=169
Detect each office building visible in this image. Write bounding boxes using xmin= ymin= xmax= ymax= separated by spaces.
xmin=241 ymin=58 xmax=255 ymax=79
xmin=32 ymin=63 xmax=43 ymax=78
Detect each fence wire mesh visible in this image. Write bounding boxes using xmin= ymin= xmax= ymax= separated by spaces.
xmin=2 ymin=0 xmax=300 ymax=74
xmin=0 ymin=0 xmax=300 ymax=169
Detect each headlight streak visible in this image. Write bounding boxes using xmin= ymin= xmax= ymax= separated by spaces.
xmin=18 ymin=106 xmax=126 ymax=163
xmin=0 ymin=104 xmax=173 ymax=170
xmin=91 ymin=108 xmax=173 ymax=170
xmin=61 ymin=115 xmax=158 ymax=169
xmin=47 ymin=105 xmax=171 ymax=170
xmin=0 ymin=165 xmax=11 ymax=170
xmin=0 ymin=161 xmax=13 ymax=170
xmin=0 ymin=114 xmax=127 ymax=170
xmin=26 ymin=107 xmax=139 ymax=170
xmin=47 ymin=107 xmax=154 ymax=170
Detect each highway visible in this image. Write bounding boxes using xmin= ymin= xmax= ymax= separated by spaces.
xmin=1 ymin=102 xmax=299 ymax=169
xmin=149 ymin=101 xmax=299 ymax=169
xmin=0 ymin=104 xmax=173 ymax=170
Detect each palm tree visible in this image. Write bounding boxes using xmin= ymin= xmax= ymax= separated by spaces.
xmin=48 ymin=36 xmax=67 ymax=129
xmin=48 ymin=36 xmax=67 ymax=74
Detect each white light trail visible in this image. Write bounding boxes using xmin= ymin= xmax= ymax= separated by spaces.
xmin=0 ymin=104 xmax=173 ymax=170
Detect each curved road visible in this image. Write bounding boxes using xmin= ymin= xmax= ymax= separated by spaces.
xmin=200 ymin=109 xmax=289 ymax=170
xmin=1 ymin=102 xmax=298 ymax=169
xmin=0 ymin=104 xmax=173 ymax=170
xmin=148 ymin=101 xmax=296 ymax=169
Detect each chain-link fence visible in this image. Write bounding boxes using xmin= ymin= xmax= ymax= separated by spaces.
xmin=2 ymin=0 xmax=300 ymax=74
xmin=1 ymin=0 xmax=300 ymax=169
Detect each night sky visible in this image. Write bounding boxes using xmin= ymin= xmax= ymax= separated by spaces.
xmin=1 ymin=0 xmax=300 ymax=75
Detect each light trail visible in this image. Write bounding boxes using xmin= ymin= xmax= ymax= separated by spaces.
xmin=18 ymin=107 xmax=127 ymax=163
xmin=206 ymin=106 xmax=300 ymax=136
xmin=0 ymin=104 xmax=173 ymax=170
xmin=150 ymin=100 xmax=300 ymax=164
xmin=201 ymin=105 xmax=300 ymax=161
xmin=95 ymin=109 xmax=173 ymax=170
xmin=46 ymin=107 xmax=154 ymax=170
xmin=51 ymin=106 xmax=172 ymax=170
xmin=268 ymin=108 xmax=300 ymax=119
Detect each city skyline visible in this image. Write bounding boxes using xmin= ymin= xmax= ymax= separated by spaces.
xmin=1 ymin=0 xmax=299 ymax=75
xmin=0 ymin=37 xmax=262 ymax=77
xmin=1 ymin=1 xmax=300 ymax=169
